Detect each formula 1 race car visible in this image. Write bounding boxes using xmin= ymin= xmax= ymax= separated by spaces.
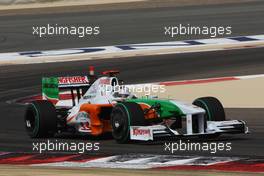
xmin=24 ymin=67 xmax=249 ymax=143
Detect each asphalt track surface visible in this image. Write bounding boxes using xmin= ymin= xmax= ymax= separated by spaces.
xmin=0 ymin=2 xmax=263 ymax=158
xmin=0 ymin=47 xmax=264 ymax=158
xmin=0 ymin=1 xmax=263 ymax=53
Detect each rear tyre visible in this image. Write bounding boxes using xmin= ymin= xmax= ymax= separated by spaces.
xmin=24 ymin=100 xmax=57 ymax=138
xmin=110 ymin=102 xmax=146 ymax=143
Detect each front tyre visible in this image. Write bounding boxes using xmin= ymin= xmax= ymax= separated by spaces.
xmin=24 ymin=100 xmax=57 ymax=138
xmin=193 ymin=97 xmax=226 ymax=138
xmin=193 ymin=97 xmax=226 ymax=121
xmin=110 ymin=102 xmax=146 ymax=144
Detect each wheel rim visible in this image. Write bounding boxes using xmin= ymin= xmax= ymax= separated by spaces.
xmin=25 ymin=106 xmax=37 ymax=134
xmin=111 ymin=108 xmax=128 ymax=141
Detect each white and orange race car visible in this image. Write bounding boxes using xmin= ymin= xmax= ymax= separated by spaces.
xmin=24 ymin=67 xmax=248 ymax=143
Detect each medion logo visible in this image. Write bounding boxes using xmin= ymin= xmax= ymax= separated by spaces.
xmin=132 ymin=128 xmax=151 ymax=136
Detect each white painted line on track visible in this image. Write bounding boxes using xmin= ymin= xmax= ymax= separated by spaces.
xmin=0 ymin=35 xmax=263 ymax=65
xmin=236 ymin=74 xmax=264 ymax=80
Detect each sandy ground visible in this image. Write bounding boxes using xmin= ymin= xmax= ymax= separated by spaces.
xmin=0 ymin=0 xmax=145 ymax=6
xmin=0 ymin=165 xmax=262 ymax=176
xmin=0 ymin=0 xmax=145 ymax=11
xmin=0 ymin=0 xmax=260 ymax=11
xmin=134 ymin=77 xmax=264 ymax=108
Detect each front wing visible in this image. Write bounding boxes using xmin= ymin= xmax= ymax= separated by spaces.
xmin=129 ymin=120 xmax=249 ymax=141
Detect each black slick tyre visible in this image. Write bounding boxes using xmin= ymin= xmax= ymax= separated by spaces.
xmin=110 ymin=102 xmax=146 ymax=143
xmin=24 ymin=100 xmax=57 ymax=138
xmin=193 ymin=97 xmax=226 ymax=138
xmin=193 ymin=97 xmax=226 ymax=121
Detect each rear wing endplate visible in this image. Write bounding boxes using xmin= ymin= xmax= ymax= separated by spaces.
xmin=42 ymin=76 xmax=90 ymax=105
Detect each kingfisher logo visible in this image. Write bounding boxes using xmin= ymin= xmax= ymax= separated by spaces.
xmin=59 ymin=76 xmax=89 ymax=85
xmin=130 ymin=127 xmax=153 ymax=141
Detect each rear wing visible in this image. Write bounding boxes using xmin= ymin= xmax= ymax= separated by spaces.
xmin=42 ymin=76 xmax=90 ymax=106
